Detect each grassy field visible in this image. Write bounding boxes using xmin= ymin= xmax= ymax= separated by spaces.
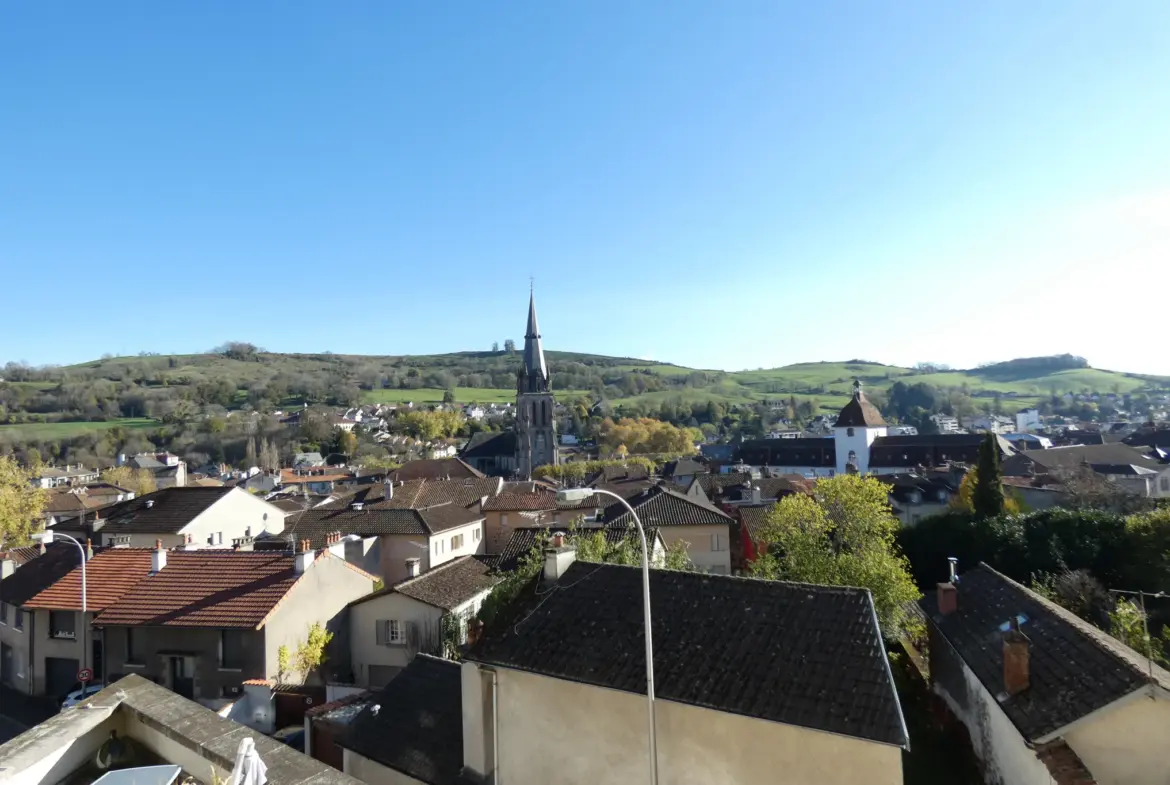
xmin=362 ymin=387 xmax=592 ymax=404
xmin=0 ymin=418 xmax=157 ymax=440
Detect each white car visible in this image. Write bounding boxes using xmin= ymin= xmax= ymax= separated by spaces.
xmin=60 ymin=682 xmax=105 ymax=710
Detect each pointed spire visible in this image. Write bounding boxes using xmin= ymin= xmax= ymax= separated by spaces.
xmin=523 ymin=289 xmax=548 ymax=381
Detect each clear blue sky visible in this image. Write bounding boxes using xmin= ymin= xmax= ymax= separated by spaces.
xmin=3 ymin=2 xmax=1168 ymax=373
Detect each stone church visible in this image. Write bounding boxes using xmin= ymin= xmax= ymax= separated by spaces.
xmin=460 ymin=290 xmax=559 ymax=478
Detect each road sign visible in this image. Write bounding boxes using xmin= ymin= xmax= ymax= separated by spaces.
xmin=77 ymin=668 xmax=94 ymax=683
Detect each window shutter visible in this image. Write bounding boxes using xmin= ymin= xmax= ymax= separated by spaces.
xmin=376 ymin=620 xmax=387 ymax=645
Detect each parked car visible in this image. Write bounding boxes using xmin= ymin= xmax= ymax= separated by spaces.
xmin=60 ymin=682 xmax=106 ymax=710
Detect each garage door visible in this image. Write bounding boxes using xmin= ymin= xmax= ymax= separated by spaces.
xmin=45 ymin=657 xmax=79 ymax=698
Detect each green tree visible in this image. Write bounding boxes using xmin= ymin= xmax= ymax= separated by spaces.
xmin=0 ymin=456 xmax=47 ymax=549
xmin=442 ymin=388 xmax=456 ymax=404
xmin=973 ymin=432 xmax=1005 ymax=518
xmin=504 ymin=339 xmax=516 ymax=354
xmin=750 ymin=474 xmax=921 ymax=639
xmin=101 ymin=465 xmax=157 ymax=496
xmin=334 ymin=428 xmax=358 ymax=456
xmin=291 ymin=622 xmax=334 ymax=684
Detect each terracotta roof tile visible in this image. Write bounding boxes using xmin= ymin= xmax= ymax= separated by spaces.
xmin=481 ymin=491 xmax=602 ymax=512
xmin=92 ymin=551 xmax=304 ymax=629
xmin=388 ymin=458 xmax=485 ymax=482
xmin=24 ymin=548 xmax=154 ymax=611
xmin=0 ymin=543 xmax=79 ymax=606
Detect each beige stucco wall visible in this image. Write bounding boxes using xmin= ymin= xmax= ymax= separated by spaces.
xmin=29 ymin=609 xmax=91 ymax=695
xmin=488 ymin=666 xmax=902 ymax=785
xmin=379 ymin=535 xmax=429 ymax=584
xmin=484 ymin=509 xmax=590 ymax=553
xmin=349 ymin=593 xmax=443 ymax=687
xmin=1064 ymin=691 xmax=1170 ymax=785
xmin=343 ymin=748 xmax=425 ymax=785
xmin=263 ymin=554 xmax=376 ymax=683
xmin=657 ymin=524 xmax=731 ymax=573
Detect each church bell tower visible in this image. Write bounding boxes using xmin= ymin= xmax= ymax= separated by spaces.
xmin=515 ymin=288 xmax=557 ymax=479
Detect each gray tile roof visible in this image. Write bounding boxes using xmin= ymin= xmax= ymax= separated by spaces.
xmin=1010 ymin=443 xmax=1163 ymax=474
xmin=735 ymin=504 xmax=774 ymax=542
xmin=328 ymin=477 xmax=499 ymax=511
xmin=388 ymin=458 xmax=486 ymax=482
xmin=921 ymin=563 xmax=1170 ymax=742
xmin=603 ymin=485 xmax=733 ymax=528
xmin=460 ymin=431 xmax=517 ymax=459
xmin=340 ymin=655 xmax=464 ymax=785
xmin=490 ymin=526 xmax=661 ymax=573
xmin=696 ymin=472 xmax=753 ymax=494
xmin=287 ymin=504 xmax=483 ymax=546
xmin=471 ymin=561 xmax=908 ymax=747
xmin=378 ymin=556 xmax=501 ymax=611
xmin=53 ymin=487 xmax=236 ymax=535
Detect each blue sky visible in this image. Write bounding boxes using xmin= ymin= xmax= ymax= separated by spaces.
xmin=2 ymin=2 xmax=1167 ymax=373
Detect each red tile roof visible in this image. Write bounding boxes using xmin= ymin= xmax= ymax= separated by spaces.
xmin=24 ymin=548 xmax=154 ymax=611
xmin=481 ymin=491 xmax=603 ymax=512
xmin=92 ymin=551 xmax=304 ymax=629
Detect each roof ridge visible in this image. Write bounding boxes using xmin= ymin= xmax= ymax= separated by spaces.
xmin=576 ymin=560 xmax=871 ymax=594
xmin=392 ymin=554 xmax=475 ymax=589
xmin=973 ymin=561 xmax=1170 ymax=690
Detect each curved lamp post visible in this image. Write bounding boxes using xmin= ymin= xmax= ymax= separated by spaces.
xmin=32 ymin=529 xmax=88 ymax=676
xmin=555 ymin=487 xmax=657 ymax=785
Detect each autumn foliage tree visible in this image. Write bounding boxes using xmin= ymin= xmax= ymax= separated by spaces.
xmin=597 ymin=417 xmax=697 ymax=455
xmin=101 ymin=465 xmax=158 ymax=496
xmin=0 ymin=455 xmax=46 ymax=549
xmin=750 ymin=474 xmax=921 ymax=639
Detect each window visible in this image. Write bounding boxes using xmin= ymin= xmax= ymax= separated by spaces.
xmin=14 ymin=608 xmax=22 ymax=631
xmin=220 ymin=630 xmax=246 ymax=670
xmin=847 ymin=427 xmax=855 ymax=437
xmin=49 ymin=611 xmax=76 ymax=639
xmin=451 ymin=533 xmax=464 ymax=550
xmin=0 ymin=601 xmax=7 ymax=625
xmin=710 ymin=533 xmax=726 ymax=552
xmin=434 ymin=540 xmax=440 ymax=556
xmin=473 ymin=528 xmax=480 ymax=541
xmin=126 ymin=628 xmax=141 ymax=664
xmin=376 ymin=619 xmax=403 ymax=646
xmin=500 ymin=514 xmax=508 ymax=529
xmin=1162 ymin=476 xmax=1170 ymax=492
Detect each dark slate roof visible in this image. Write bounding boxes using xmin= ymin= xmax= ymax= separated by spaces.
xmin=585 ymin=464 xmax=651 ymax=485
xmin=660 ymin=457 xmax=706 ymax=478
xmin=53 ymin=487 xmax=236 ymax=535
xmin=696 ymin=472 xmax=753 ymax=494
xmin=736 ymin=505 xmax=775 ymax=543
xmin=340 ymin=655 xmax=464 ymax=785
xmin=351 ymin=556 xmax=501 ymax=611
xmin=471 ymin=562 xmax=908 ymax=747
xmin=921 ymin=563 xmax=1170 ymax=742
xmin=0 ymin=543 xmax=80 ymax=607
xmin=388 ymin=458 xmax=486 ymax=482
xmin=460 ymin=431 xmax=517 ymax=459
xmin=603 ymin=485 xmax=733 ymax=528
xmin=287 ymin=504 xmax=483 ymax=546
xmin=737 ymin=439 xmax=837 ymax=468
xmin=327 ymin=478 xmax=499 ymax=511
xmin=1123 ymin=429 xmax=1170 ymax=448
xmin=490 ymin=525 xmax=662 ymax=573
xmin=834 ymin=389 xmax=887 ymax=428
xmin=868 ymin=434 xmax=1015 ymax=469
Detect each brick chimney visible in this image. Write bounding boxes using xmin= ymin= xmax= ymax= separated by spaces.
xmin=151 ymin=539 xmax=167 ymax=573
xmin=937 ymin=557 xmax=959 ymax=615
xmin=1003 ymin=619 xmax=1031 ymax=696
xmin=295 ymin=540 xmax=315 ymax=574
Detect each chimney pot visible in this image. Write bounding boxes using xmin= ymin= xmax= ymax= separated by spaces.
xmin=937 ymin=582 xmax=958 ymax=615
xmin=551 ymin=532 xmax=565 ymax=548
xmin=1003 ymin=621 xmax=1031 ymax=696
xmin=152 ymin=541 xmax=167 ymax=573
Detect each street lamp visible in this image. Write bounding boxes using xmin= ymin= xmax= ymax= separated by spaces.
xmin=32 ymin=530 xmax=88 ymax=676
xmin=555 ymin=487 xmax=658 ymax=785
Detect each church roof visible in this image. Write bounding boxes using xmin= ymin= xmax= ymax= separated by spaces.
xmin=834 ymin=384 xmax=887 ymax=428
xmin=522 ymin=291 xmax=548 ymax=381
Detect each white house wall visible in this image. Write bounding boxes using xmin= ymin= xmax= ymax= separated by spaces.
xmin=181 ymin=488 xmax=287 ymax=545
xmin=487 ymin=666 xmax=902 ymax=785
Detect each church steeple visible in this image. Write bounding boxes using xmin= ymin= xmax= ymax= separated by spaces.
xmin=522 ymin=288 xmax=548 ymax=384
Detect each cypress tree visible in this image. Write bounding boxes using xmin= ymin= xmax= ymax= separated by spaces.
xmin=973 ymin=432 xmax=1006 ymax=518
